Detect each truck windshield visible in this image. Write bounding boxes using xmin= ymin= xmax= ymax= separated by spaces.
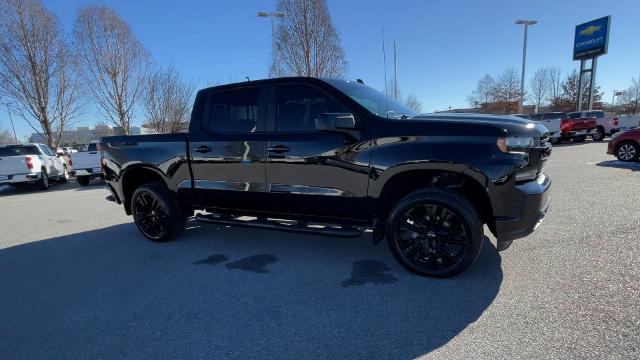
xmin=325 ymin=80 xmax=418 ymax=119
xmin=0 ymin=145 xmax=40 ymax=157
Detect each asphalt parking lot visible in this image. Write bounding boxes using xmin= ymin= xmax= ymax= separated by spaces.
xmin=0 ymin=141 xmax=638 ymax=359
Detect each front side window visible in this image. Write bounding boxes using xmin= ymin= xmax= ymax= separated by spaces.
xmin=276 ymin=85 xmax=347 ymax=132
xmin=324 ymin=79 xmax=418 ymax=119
xmin=205 ymin=88 xmax=261 ymax=133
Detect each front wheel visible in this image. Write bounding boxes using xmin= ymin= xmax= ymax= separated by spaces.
xmin=616 ymin=142 xmax=640 ymax=162
xmin=131 ymin=182 xmax=185 ymax=242
xmin=386 ymin=188 xmax=483 ymax=278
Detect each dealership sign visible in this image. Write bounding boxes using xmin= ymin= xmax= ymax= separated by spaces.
xmin=573 ymin=16 xmax=610 ymax=60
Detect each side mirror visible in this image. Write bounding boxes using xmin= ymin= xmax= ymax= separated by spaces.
xmin=315 ymin=113 xmax=360 ymax=140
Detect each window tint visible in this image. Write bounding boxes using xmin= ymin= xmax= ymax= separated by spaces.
xmin=41 ymin=145 xmax=55 ymax=156
xmin=0 ymin=145 xmax=40 ymax=157
xmin=568 ymin=112 xmax=582 ymax=119
xmin=87 ymin=143 xmax=99 ymax=152
xmin=205 ymin=88 xmax=261 ymax=133
xmin=588 ymin=111 xmax=604 ymax=118
xmin=276 ymin=85 xmax=347 ymax=132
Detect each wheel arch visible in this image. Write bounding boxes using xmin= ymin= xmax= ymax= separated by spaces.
xmin=373 ymin=165 xmax=494 ymax=232
xmin=121 ymin=166 xmax=168 ymax=215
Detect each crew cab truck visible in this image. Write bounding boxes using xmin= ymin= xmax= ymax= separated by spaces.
xmin=102 ymin=78 xmax=552 ymax=277
xmin=531 ymin=112 xmax=597 ymax=143
xmin=0 ymin=143 xmax=69 ymax=190
xmin=71 ymin=141 xmax=103 ymax=186
xmin=568 ymin=110 xmax=619 ymax=141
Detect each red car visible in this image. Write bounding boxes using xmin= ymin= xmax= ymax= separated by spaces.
xmin=607 ymin=128 xmax=640 ymax=161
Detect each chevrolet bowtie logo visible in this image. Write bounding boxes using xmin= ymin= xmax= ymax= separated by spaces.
xmin=579 ymin=25 xmax=601 ymax=36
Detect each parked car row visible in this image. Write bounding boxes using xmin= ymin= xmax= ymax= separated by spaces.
xmin=0 ymin=140 xmax=104 ymax=190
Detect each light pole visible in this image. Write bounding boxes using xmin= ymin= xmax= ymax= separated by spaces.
xmin=258 ymin=11 xmax=286 ymax=77
xmin=515 ymin=19 xmax=537 ymax=114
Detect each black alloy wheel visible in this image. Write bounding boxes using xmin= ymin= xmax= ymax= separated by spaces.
xmin=131 ymin=182 xmax=184 ymax=242
xmin=387 ymin=189 xmax=482 ymax=277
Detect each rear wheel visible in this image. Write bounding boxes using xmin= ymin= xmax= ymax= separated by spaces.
xmin=38 ymin=170 xmax=49 ymax=190
xmin=616 ymin=142 xmax=640 ymax=162
xmin=386 ymin=188 xmax=483 ymax=278
xmin=77 ymin=176 xmax=90 ymax=186
xmin=592 ymin=127 xmax=605 ymax=141
xmin=131 ymin=182 xmax=185 ymax=242
xmin=60 ymin=166 xmax=69 ymax=183
xmin=572 ymin=136 xmax=586 ymax=143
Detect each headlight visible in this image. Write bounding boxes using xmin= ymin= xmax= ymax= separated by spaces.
xmin=497 ymin=136 xmax=538 ymax=153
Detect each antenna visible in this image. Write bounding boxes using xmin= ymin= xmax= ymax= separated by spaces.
xmin=381 ymin=28 xmax=389 ymax=117
xmin=393 ymin=40 xmax=398 ymax=101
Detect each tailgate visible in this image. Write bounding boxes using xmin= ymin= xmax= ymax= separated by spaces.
xmin=72 ymin=152 xmax=101 ymax=169
xmin=0 ymin=156 xmax=28 ymax=176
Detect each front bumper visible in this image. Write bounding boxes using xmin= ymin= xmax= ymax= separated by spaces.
xmin=494 ymin=173 xmax=551 ymax=244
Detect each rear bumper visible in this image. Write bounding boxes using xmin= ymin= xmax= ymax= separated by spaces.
xmin=494 ymin=173 xmax=551 ymax=244
xmin=73 ymin=169 xmax=103 ymax=178
xmin=607 ymin=140 xmax=615 ymax=155
xmin=0 ymin=172 xmax=42 ymax=185
xmin=563 ymin=129 xmax=594 ymax=137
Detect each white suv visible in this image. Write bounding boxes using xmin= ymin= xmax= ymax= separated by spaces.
xmin=0 ymin=143 xmax=69 ymax=190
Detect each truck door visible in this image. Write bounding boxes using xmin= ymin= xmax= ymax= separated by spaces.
xmin=188 ymin=86 xmax=269 ymax=212
xmin=264 ymin=83 xmax=370 ymax=221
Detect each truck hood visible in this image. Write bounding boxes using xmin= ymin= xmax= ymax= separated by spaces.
xmin=398 ymin=113 xmax=548 ymax=138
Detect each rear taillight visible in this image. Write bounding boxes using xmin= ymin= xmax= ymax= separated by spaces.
xmin=68 ymin=155 xmax=73 ymax=166
xmin=25 ymin=156 xmax=33 ymax=169
xmin=613 ymin=117 xmax=619 ymax=126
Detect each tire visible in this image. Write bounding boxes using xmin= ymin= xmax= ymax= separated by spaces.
xmin=60 ymin=166 xmax=69 ymax=183
xmin=616 ymin=141 xmax=640 ymax=162
xmin=77 ymin=176 xmax=90 ymax=186
xmin=38 ymin=170 xmax=49 ymax=190
xmin=572 ymin=136 xmax=586 ymax=143
xmin=131 ymin=182 xmax=185 ymax=242
xmin=592 ymin=127 xmax=605 ymax=141
xmin=386 ymin=188 xmax=483 ymax=278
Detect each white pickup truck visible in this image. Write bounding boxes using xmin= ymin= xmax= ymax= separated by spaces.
xmin=70 ymin=141 xmax=103 ymax=186
xmin=0 ymin=143 xmax=69 ymax=190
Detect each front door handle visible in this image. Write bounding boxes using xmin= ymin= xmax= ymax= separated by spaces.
xmin=267 ymin=145 xmax=291 ymax=154
xmin=195 ymin=145 xmax=212 ymax=153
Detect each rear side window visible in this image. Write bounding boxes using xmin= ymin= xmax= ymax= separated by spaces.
xmin=568 ymin=112 xmax=582 ymax=119
xmin=205 ymin=88 xmax=262 ymax=133
xmin=0 ymin=145 xmax=40 ymax=157
xmin=276 ymin=85 xmax=347 ymax=132
xmin=588 ymin=111 xmax=604 ymax=118
xmin=87 ymin=143 xmax=99 ymax=152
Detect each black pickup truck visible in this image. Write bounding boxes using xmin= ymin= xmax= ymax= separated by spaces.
xmin=102 ymin=77 xmax=551 ymax=277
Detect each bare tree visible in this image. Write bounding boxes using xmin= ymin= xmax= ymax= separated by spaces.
xmin=530 ymin=68 xmax=549 ymax=112
xmin=92 ymin=121 xmax=113 ymax=139
xmin=143 ymin=66 xmax=194 ymax=133
xmin=0 ymin=0 xmax=82 ymax=149
xmin=271 ymin=0 xmax=348 ymax=78
xmin=467 ymin=74 xmax=494 ymax=107
xmin=561 ymin=69 xmax=602 ymax=110
xmin=73 ymin=5 xmax=149 ymax=134
xmin=547 ymin=66 xmax=563 ymax=110
xmin=619 ymin=75 xmax=640 ymax=115
xmin=490 ymin=67 xmax=523 ymax=114
xmin=403 ymin=94 xmax=423 ymax=113
xmin=0 ymin=127 xmax=15 ymax=144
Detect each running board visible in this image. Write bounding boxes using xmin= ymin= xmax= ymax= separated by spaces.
xmin=195 ymin=213 xmax=362 ymax=238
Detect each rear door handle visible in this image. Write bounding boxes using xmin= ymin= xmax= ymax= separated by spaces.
xmin=267 ymin=145 xmax=291 ymax=154
xmin=195 ymin=145 xmax=212 ymax=153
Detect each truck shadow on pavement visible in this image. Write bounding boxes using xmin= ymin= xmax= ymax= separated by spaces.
xmin=0 ymin=221 xmax=503 ymax=359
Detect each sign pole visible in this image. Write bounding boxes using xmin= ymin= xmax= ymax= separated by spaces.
xmin=588 ymin=57 xmax=598 ymax=110
xmin=577 ymin=60 xmax=586 ymax=111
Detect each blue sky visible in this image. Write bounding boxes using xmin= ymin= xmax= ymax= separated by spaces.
xmin=2 ymin=0 xmax=639 ymax=140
